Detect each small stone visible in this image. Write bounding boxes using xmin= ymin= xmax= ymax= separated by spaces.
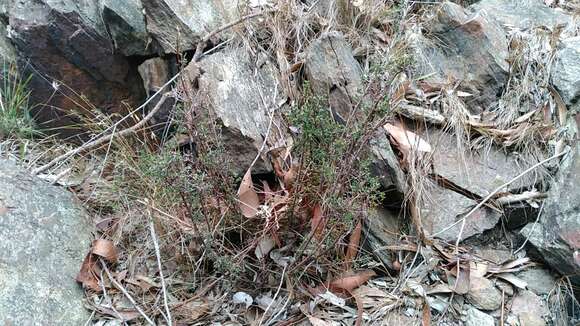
xmin=465 ymin=306 xmax=495 ymax=326
xmin=467 ymin=277 xmax=502 ymax=311
xmin=517 ymin=268 xmax=557 ymax=295
xmin=519 ymin=312 xmax=546 ymax=326
xmin=511 ymin=290 xmax=550 ymax=319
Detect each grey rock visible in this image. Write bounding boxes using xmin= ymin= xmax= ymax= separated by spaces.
xmin=470 ymin=0 xmax=571 ymax=30
xmin=0 ymin=21 xmax=15 ymax=63
xmin=421 ymin=184 xmax=501 ymax=242
xmin=0 ymin=159 xmax=93 ymax=324
xmin=101 ymin=0 xmax=152 ymax=56
xmin=412 ymin=1 xmax=509 ymax=111
xmin=364 ymin=207 xmax=401 ymax=270
xmin=8 ymin=0 xmax=145 ymax=138
xmin=521 ymin=144 xmax=580 ymax=285
xmin=465 ymin=306 xmax=495 ymax=326
xmin=511 ymin=290 xmax=549 ymax=323
xmin=552 ymin=37 xmax=580 ymax=114
xmin=303 ymin=32 xmax=406 ymax=193
xmin=304 ymin=31 xmax=363 ymax=120
xmin=181 ymin=47 xmax=283 ymax=175
xmin=467 ymin=277 xmax=502 ymax=311
xmin=517 ymin=268 xmax=557 ymax=295
xmin=142 ymin=0 xmax=243 ymax=53
xmin=418 ymin=128 xmax=536 ymax=241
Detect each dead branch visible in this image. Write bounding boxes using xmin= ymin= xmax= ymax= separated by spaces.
xmin=32 ymin=94 xmax=168 ymax=175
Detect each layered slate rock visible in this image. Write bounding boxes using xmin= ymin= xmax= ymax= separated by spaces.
xmin=522 ymin=144 xmax=580 ymax=284
xmin=101 ymin=0 xmax=153 ymax=56
xmin=470 ymin=0 xmax=571 ymax=30
xmin=552 ymin=37 xmax=580 ymax=114
xmin=142 ymin=0 xmax=244 ymax=53
xmin=419 ymin=128 xmax=538 ymax=241
xmin=0 ymin=159 xmax=93 ymax=324
xmin=412 ymin=1 xmax=509 ymax=111
xmin=181 ymin=47 xmax=284 ymax=175
xmin=8 ymin=0 xmax=145 ymax=138
xmin=303 ymin=32 xmax=406 ymax=194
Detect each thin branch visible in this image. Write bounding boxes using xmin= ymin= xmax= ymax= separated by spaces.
xmin=100 ymin=259 xmax=155 ymax=325
xmin=430 ymin=150 xmax=568 ymax=246
xmin=149 ymin=219 xmax=172 ymax=326
xmin=33 ymin=95 xmax=168 ymax=175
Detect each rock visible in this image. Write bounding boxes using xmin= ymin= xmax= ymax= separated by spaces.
xmin=418 ymin=128 xmax=536 ymax=241
xmin=142 ymin=0 xmax=243 ymax=53
xmin=0 ymin=159 xmax=92 ymax=324
xmin=138 ymin=57 xmax=177 ymax=136
xmin=517 ymin=268 xmax=557 ymax=295
xmin=412 ymin=1 xmax=509 ymax=111
xmin=470 ymin=0 xmax=571 ymax=30
xmin=521 ymin=144 xmax=580 ymax=285
xmin=519 ymin=313 xmax=547 ymax=326
xmin=101 ymin=0 xmax=153 ymax=56
xmin=465 ymin=306 xmax=495 ymax=326
xmin=303 ymin=32 xmax=406 ymax=193
xmin=180 ymin=48 xmax=283 ymax=175
xmin=511 ymin=290 xmax=549 ymax=324
xmin=304 ymin=31 xmax=362 ymax=120
xmin=552 ymin=37 xmax=580 ymax=113
xmin=0 ymin=21 xmax=15 ymax=63
xmin=495 ymin=279 xmax=514 ymax=296
xmin=466 ymin=277 xmax=502 ymax=311
xmin=364 ymin=207 xmax=402 ymax=270
xmin=421 ymin=185 xmax=501 ymax=242
xmin=8 ymin=0 xmax=145 ymax=138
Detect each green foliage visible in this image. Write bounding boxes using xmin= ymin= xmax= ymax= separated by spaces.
xmin=0 ymin=64 xmax=38 ymax=139
xmin=289 ymin=82 xmax=385 ymax=246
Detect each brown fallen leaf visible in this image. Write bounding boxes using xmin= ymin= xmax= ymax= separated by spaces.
xmin=76 ymin=253 xmax=100 ymax=291
xmin=238 ymin=169 xmax=260 ymax=218
xmin=91 ymin=239 xmax=118 ymax=263
xmin=329 ymin=270 xmax=376 ymax=293
xmin=311 ymin=204 xmax=326 ymax=239
xmin=384 ymin=122 xmax=431 ymax=160
xmin=422 ymin=301 xmax=431 ymax=326
xmin=344 ymin=220 xmax=362 ymax=269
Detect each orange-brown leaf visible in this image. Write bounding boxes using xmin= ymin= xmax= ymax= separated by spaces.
xmin=329 ymin=270 xmax=376 ymax=293
xmin=76 ymin=253 xmax=100 ymax=291
xmin=344 ymin=220 xmax=362 ymax=269
xmin=311 ymin=204 xmax=325 ymax=239
xmin=92 ymin=239 xmax=118 ymax=263
xmin=238 ymin=169 xmax=260 ymax=218
xmin=422 ymin=301 xmax=431 ymax=326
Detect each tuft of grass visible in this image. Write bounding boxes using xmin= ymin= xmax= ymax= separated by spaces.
xmin=0 ymin=63 xmax=38 ymax=139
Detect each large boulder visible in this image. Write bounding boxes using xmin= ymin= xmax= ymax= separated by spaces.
xmin=0 ymin=159 xmax=93 ymax=324
xmin=180 ymin=47 xmax=284 ymax=175
xmin=142 ymin=0 xmax=244 ymax=53
xmin=412 ymin=1 xmax=509 ymax=111
xmin=552 ymin=37 xmax=580 ymax=114
xmin=470 ymin=0 xmax=571 ymax=30
xmin=8 ymin=0 xmax=146 ymax=138
xmin=521 ymin=144 xmax=580 ymax=284
xmin=303 ymin=32 xmax=406 ymax=194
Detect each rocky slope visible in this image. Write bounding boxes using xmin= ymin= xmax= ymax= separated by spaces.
xmin=0 ymin=0 xmax=579 ymax=325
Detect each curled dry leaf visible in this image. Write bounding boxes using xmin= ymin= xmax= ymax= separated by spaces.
xmin=92 ymin=239 xmax=118 ymax=263
xmin=238 ymin=169 xmax=260 ymax=218
xmin=384 ymin=123 xmax=432 ymax=159
xmin=329 ymin=270 xmax=377 ymax=293
xmin=76 ymin=239 xmax=119 ymax=291
xmin=255 ymin=236 xmax=276 ymax=259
